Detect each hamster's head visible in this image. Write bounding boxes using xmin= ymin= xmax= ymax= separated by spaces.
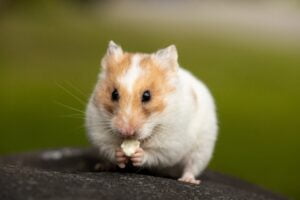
xmin=93 ymin=41 xmax=179 ymax=140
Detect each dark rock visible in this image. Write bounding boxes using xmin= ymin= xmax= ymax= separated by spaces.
xmin=0 ymin=148 xmax=286 ymax=200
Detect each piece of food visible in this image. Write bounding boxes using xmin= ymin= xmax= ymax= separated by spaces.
xmin=121 ymin=139 xmax=140 ymax=157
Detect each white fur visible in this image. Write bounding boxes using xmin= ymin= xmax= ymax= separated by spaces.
xmin=117 ymin=55 xmax=143 ymax=116
xmin=86 ymin=44 xmax=218 ymax=180
xmin=118 ymin=55 xmax=143 ymax=93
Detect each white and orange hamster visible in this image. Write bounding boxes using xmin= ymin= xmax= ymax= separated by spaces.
xmin=85 ymin=41 xmax=218 ymax=184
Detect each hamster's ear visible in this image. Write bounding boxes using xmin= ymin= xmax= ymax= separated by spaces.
xmin=107 ymin=40 xmax=123 ymax=57
xmin=101 ymin=40 xmax=123 ymax=70
xmin=154 ymin=45 xmax=178 ymax=70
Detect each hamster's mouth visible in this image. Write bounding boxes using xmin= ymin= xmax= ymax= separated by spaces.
xmin=115 ymin=124 xmax=162 ymax=144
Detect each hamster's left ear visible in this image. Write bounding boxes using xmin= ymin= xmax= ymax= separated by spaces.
xmin=106 ymin=40 xmax=123 ymax=57
xmin=101 ymin=40 xmax=123 ymax=70
xmin=154 ymin=45 xmax=178 ymax=70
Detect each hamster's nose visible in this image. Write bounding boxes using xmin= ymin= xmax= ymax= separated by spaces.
xmin=119 ymin=127 xmax=135 ymax=137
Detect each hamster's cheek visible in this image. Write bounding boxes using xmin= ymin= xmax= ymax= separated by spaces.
xmin=137 ymin=121 xmax=155 ymax=140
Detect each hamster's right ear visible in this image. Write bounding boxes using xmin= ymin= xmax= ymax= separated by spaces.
xmin=153 ymin=45 xmax=178 ymax=71
xmin=101 ymin=40 xmax=123 ymax=70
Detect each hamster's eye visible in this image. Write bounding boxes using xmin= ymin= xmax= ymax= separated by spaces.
xmin=142 ymin=90 xmax=151 ymax=103
xmin=111 ymin=89 xmax=119 ymax=102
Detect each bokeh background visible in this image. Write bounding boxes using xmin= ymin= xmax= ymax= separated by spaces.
xmin=1 ymin=0 xmax=299 ymax=199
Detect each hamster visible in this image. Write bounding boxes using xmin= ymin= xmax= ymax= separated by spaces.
xmin=85 ymin=41 xmax=218 ymax=184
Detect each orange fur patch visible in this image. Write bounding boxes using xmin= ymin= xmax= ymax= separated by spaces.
xmin=95 ymin=53 xmax=133 ymax=114
xmin=95 ymin=52 xmax=175 ymax=131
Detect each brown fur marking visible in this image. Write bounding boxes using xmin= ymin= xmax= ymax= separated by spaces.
xmin=95 ymin=52 xmax=176 ymax=132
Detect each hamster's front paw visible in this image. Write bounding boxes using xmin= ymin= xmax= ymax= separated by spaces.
xmin=115 ymin=148 xmax=128 ymax=168
xmin=130 ymin=147 xmax=145 ymax=167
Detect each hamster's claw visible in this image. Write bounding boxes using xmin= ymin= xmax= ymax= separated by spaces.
xmin=131 ymin=147 xmax=144 ymax=167
xmin=115 ymin=148 xmax=128 ymax=168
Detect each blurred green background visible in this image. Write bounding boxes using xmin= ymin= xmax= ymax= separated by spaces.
xmin=0 ymin=0 xmax=299 ymax=199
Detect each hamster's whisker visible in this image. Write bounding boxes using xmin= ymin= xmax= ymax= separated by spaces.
xmin=89 ymin=122 xmax=113 ymax=129
xmin=90 ymin=125 xmax=115 ymax=136
xmin=60 ymin=115 xmax=85 ymax=120
xmin=60 ymin=113 xmax=84 ymax=118
xmin=56 ymin=82 xmax=86 ymax=105
xmin=54 ymin=100 xmax=85 ymax=114
xmin=64 ymin=80 xmax=89 ymax=99
xmin=88 ymin=122 xmax=111 ymax=128
xmin=88 ymin=119 xmax=113 ymax=126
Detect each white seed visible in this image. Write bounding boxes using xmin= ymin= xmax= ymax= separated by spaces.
xmin=121 ymin=139 xmax=140 ymax=157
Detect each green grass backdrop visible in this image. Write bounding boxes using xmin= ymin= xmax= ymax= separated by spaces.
xmin=0 ymin=1 xmax=299 ymax=199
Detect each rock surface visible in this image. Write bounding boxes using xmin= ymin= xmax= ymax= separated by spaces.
xmin=0 ymin=148 xmax=286 ymax=200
